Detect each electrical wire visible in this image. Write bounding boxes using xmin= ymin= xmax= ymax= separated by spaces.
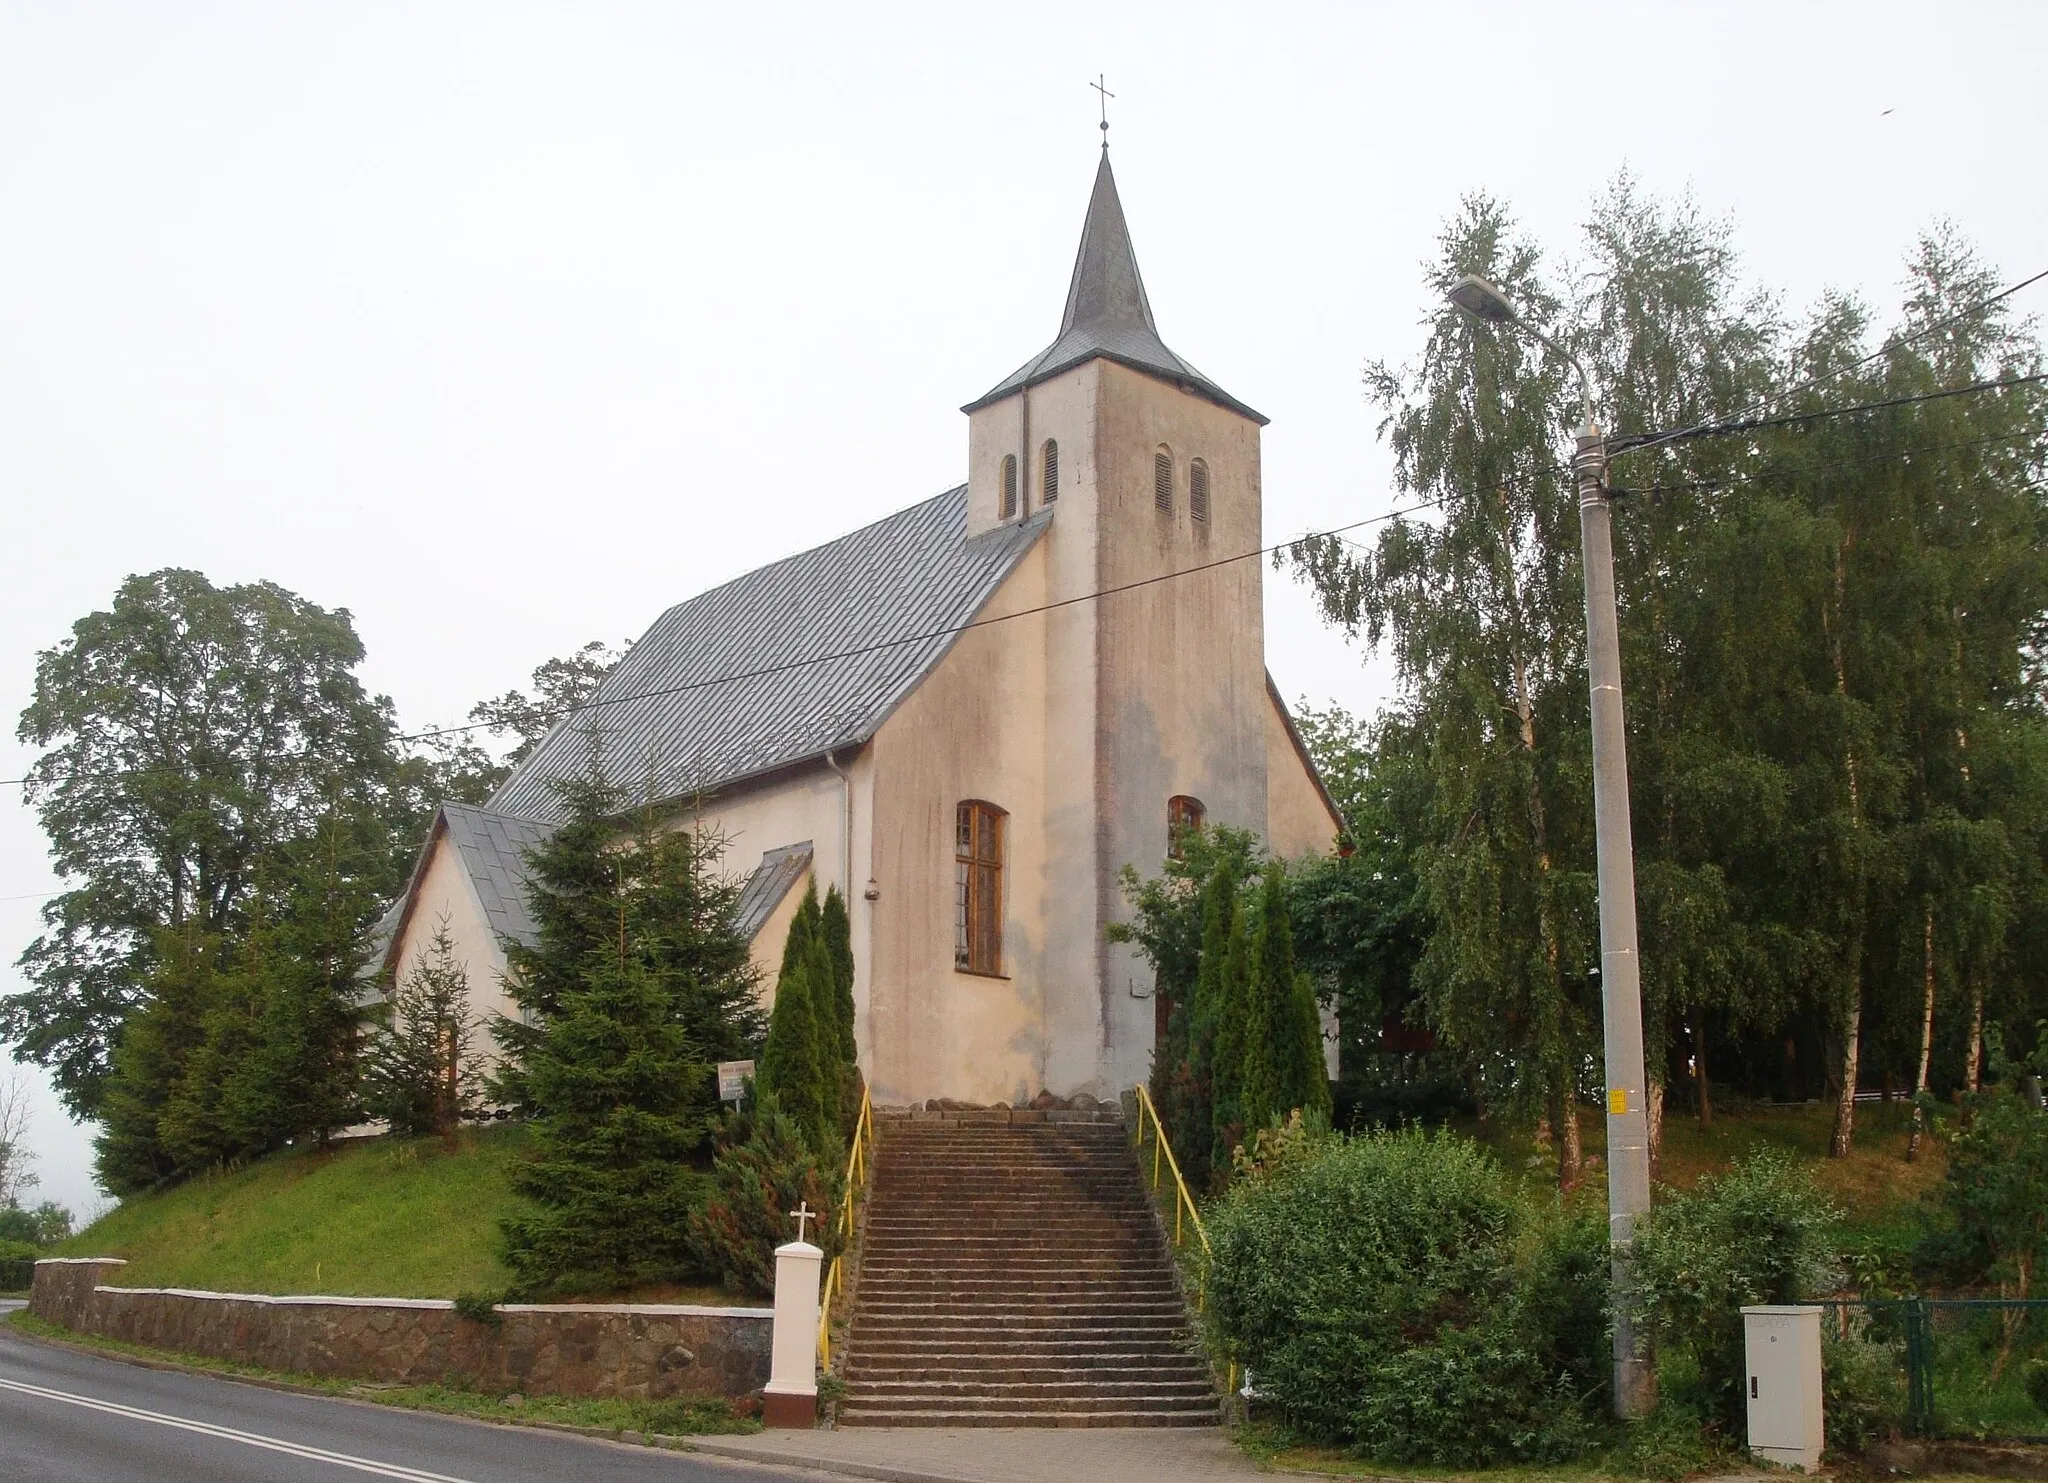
xmin=1610 ymin=374 xmax=2048 ymax=454
xmin=1614 ymin=266 xmax=2048 ymax=459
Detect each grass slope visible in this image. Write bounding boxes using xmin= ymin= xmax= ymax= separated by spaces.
xmin=61 ymin=1127 xmax=527 ymax=1298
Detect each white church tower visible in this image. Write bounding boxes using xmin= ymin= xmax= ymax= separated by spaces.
xmin=953 ymin=152 xmax=1301 ymax=1097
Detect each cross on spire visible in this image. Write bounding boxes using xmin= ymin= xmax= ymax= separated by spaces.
xmin=1090 ymin=74 xmax=1114 ymax=151
xmin=789 ymin=1201 xmax=816 ymax=1243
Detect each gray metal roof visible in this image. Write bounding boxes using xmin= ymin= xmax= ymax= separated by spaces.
xmin=440 ymin=802 xmax=554 ymax=952
xmin=489 ymin=487 xmax=1051 ymax=822
xmin=730 ymin=841 xmax=814 ymax=942
xmin=963 ymin=152 xmax=1265 ymax=426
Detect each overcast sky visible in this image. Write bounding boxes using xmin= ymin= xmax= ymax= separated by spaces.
xmin=4 ymin=1 xmax=2044 ymax=1222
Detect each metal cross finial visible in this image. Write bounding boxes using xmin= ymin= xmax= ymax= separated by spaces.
xmin=789 ymin=1201 xmax=816 ymax=1243
xmin=1090 ymin=74 xmax=1114 ymax=150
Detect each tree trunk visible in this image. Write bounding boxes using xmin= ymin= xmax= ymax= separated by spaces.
xmin=1692 ymin=1018 xmax=1712 ymax=1128
xmin=1908 ymin=904 xmax=1937 ymax=1162
xmin=1827 ymin=530 xmax=1866 ymax=1161
xmin=1964 ymin=977 xmax=1986 ymax=1094
xmin=1646 ymin=1075 xmax=1665 ymax=1181
xmin=1559 ymin=1086 xmax=1583 ymax=1190
xmin=1831 ymin=984 xmax=1863 ymax=1159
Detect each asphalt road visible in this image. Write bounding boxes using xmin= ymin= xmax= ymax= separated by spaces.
xmin=0 ymin=1310 xmax=793 ymax=1483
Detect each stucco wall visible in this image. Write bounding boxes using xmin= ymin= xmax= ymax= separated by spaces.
xmin=1264 ymin=687 xmax=1342 ymax=861
xmin=29 ymin=1259 xmax=771 ymax=1401
xmin=865 ymin=536 xmax=1054 ymax=1106
xmin=388 ymin=830 xmax=519 ymax=1053
xmin=1086 ymin=360 xmax=1272 ymax=1094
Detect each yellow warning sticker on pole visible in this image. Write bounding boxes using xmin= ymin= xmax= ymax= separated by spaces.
xmin=1608 ymin=1087 xmax=1628 ymax=1117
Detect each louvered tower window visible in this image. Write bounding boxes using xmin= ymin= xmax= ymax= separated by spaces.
xmin=1042 ymin=439 xmax=1060 ymax=503
xmin=1000 ymin=455 xmax=1018 ymax=520
xmin=955 ymin=801 xmax=1006 ymax=976
xmin=1189 ymin=459 xmax=1210 ymax=523
xmin=1154 ymin=448 xmax=1173 ymax=512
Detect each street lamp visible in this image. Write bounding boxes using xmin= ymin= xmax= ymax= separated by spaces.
xmin=1448 ymin=273 xmax=1654 ymax=1420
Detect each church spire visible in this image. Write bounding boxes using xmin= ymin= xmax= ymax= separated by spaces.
xmin=963 ymin=153 xmax=1265 ymax=425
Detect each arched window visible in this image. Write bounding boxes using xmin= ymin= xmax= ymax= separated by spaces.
xmin=955 ymin=801 xmax=1006 ymax=976
xmin=1042 ymin=439 xmax=1060 ymax=503
xmin=1154 ymin=447 xmax=1173 ymax=512
xmin=1167 ymin=795 xmax=1206 ymax=858
xmin=1189 ymin=459 xmax=1211 ymax=523
xmin=999 ymin=454 xmax=1018 ymax=520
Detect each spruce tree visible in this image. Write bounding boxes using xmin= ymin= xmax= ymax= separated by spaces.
xmin=1209 ymin=895 xmax=1253 ymax=1175
xmin=362 ymin=919 xmax=483 ymax=1140
xmin=688 ymin=1095 xmax=842 ymax=1297
xmin=94 ymin=927 xmax=220 ymax=1196
xmin=820 ymin=886 xmax=857 ymax=1062
xmin=495 ymin=767 xmax=758 ymax=1292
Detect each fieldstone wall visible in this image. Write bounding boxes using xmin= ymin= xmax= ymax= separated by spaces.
xmin=29 ymin=1259 xmax=771 ymax=1401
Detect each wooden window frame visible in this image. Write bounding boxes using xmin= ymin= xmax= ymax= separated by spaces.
xmin=1167 ymin=795 xmax=1206 ymax=859
xmin=955 ymin=800 xmax=1006 ymax=977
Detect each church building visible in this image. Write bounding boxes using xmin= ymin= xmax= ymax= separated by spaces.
xmin=375 ymin=151 xmax=1342 ymax=1107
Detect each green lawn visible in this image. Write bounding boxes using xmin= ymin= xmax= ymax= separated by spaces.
xmin=1463 ymin=1097 xmax=1948 ymax=1243
xmin=59 ymin=1127 xmax=528 ymax=1298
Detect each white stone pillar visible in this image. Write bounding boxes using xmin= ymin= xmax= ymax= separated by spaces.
xmin=763 ymin=1239 xmax=822 ymax=1428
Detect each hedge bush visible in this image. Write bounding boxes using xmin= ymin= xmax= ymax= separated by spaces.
xmin=1206 ymin=1127 xmax=1607 ymax=1465
xmin=1629 ymin=1151 xmax=1842 ymax=1431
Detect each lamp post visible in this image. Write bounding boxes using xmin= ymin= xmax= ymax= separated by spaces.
xmin=1448 ymin=273 xmax=1654 ymax=1419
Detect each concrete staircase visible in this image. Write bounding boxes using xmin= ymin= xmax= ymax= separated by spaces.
xmin=837 ymin=1108 xmax=1218 ymax=1428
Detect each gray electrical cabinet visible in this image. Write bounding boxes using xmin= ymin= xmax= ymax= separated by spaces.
xmin=1742 ymin=1304 xmax=1824 ymax=1471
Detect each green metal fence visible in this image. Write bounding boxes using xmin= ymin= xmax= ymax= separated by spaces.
xmin=1820 ymin=1298 xmax=2048 ymax=1442
xmin=0 ymin=1259 xmax=33 ymax=1294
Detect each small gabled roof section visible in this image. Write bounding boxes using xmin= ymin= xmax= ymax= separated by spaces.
xmin=963 ymin=152 xmax=1266 ymax=426
xmin=366 ymin=801 xmax=553 ymax=986
xmin=1266 ymin=673 xmax=1346 ymax=838
xmin=730 ymin=841 xmax=814 ymax=942
xmin=488 ymin=487 xmax=1049 ymax=823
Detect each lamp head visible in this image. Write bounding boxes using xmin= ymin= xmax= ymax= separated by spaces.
xmin=1447 ymin=273 xmax=1519 ymax=326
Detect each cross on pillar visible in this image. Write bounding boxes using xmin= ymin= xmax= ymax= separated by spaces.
xmin=788 ymin=1201 xmax=815 ymax=1243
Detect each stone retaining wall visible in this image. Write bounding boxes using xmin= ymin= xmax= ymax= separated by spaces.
xmin=29 ymin=1258 xmax=771 ymax=1401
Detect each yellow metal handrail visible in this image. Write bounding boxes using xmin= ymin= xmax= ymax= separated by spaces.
xmin=1131 ymin=1081 xmax=1209 ymax=1256
xmin=1132 ymin=1082 xmax=1239 ymax=1397
xmin=817 ymin=1081 xmax=875 ymax=1370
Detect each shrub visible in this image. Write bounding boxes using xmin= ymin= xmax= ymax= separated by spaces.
xmin=1629 ymin=1151 xmax=1842 ymax=1431
xmin=1206 ymin=1127 xmax=1606 ymax=1465
xmin=0 ymin=1237 xmax=39 ymax=1265
xmin=689 ymin=1098 xmax=842 ymax=1297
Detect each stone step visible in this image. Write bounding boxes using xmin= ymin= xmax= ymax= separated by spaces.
xmin=846 ymin=1379 xmax=1217 ymax=1404
xmin=857 ymin=1280 xmax=1179 ymax=1299
xmin=839 ymin=1408 xmax=1211 ymax=1429
xmin=839 ymin=1360 xmax=1204 ymax=1384
xmin=851 ymin=1316 xmax=1189 ymax=1339
xmin=848 ymin=1344 xmax=1202 ymax=1367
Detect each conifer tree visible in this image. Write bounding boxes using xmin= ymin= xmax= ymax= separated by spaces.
xmin=94 ymin=927 xmax=220 ymax=1196
xmin=688 ymin=1096 xmax=841 ymax=1297
xmin=495 ymin=765 xmax=758 ymax=1291
xmin=756 ymin=883 xmax=840 ymax=1158
xmin=362 ymin=919 xmax=483 ymax=1141
xmin=1242 ymin=861 xmax=1332 ymax=1133
xmin=820 ymin=886 xmax=857 ymax=1063
xmin=1209 ymin=895 xmax=1253 ymax=1175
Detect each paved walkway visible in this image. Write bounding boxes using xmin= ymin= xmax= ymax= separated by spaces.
xmin=688 ymin=1425 xmax=1266 ymax=1483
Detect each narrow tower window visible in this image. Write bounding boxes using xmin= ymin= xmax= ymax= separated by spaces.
xmin=1154 ymin=448 xmax=1173 ymax=512
xmin=1189 ymin=459 xmax=1210 ymax=523
xmin=1000 ymin=455 xmax=1018 ymax=520
xmin=1168 ymin=795 xmax=1206 ymax=858
xmin=955 ymin=801 xmax=1006 ymax=976
xmin=1042 ymin=439 xmax=1060 ymax=503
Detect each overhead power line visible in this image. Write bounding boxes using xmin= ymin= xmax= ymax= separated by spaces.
xmin=6 ymin=372 xmax=2043 ymax=801
xmin=1618 ymin=266 xmax=2048 ymax=459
